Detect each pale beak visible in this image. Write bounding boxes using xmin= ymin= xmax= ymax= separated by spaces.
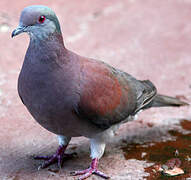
xmin=11 ymin=25 xmax=26 ymax=38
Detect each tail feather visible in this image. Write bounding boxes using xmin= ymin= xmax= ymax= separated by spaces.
xmin=151 ymin=94 xmax=189 ymax=107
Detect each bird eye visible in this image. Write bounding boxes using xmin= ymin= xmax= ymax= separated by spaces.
xmin=38 ymin=15 xmax=46 ymax=23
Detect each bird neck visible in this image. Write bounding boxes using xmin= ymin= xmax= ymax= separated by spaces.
xmin=27 ymin=32 xmax=70 ymax=65
xmin=30 ymin=31 xmax=64 ymax=45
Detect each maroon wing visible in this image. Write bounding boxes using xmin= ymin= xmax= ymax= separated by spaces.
xmin=75 ymin=58 xmax=139 ymax=129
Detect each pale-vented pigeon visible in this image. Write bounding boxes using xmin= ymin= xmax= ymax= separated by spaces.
xmin=12 ymin=5 xmax=188 ymax=180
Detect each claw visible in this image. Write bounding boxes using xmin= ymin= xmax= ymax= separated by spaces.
xmin=34 ymin=155 xmax=52 ymax=160
xmin=71 ymin=158 xmax=110 ymax=180
xmin=34 ymin=145 xmax=75 ymax=169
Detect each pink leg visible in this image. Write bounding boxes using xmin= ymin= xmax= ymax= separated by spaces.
xmin=71 ymin=158 xmax=110 ymax=180
xmin=34 ymin=145 xmax=75 ymax=169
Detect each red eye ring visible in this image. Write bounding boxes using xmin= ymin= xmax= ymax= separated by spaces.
xmin=38 ymin=15 xmax=46 ymax=23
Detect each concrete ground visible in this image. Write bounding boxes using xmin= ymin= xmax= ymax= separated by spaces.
xmin=0 ymin=0 xmax=190 ymax=179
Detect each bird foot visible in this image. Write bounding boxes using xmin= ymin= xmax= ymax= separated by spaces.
xmin=33 ymin=145 xmax=76 ymax=169
xmin=71 ymin=158 xmax=110 ymax=180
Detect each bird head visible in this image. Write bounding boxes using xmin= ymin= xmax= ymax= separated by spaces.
xmin=12 ymin=5 xmax=61 ymax=40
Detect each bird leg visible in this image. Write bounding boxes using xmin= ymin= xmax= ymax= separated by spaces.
xmin=34 ymin=135 xmax=73 ymax=169
xmin=71 ymin=158 xmax=110 ymax=180
xmin=34 ymin=145 xmax=74 ymax=169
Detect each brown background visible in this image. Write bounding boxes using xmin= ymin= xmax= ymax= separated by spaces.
xmin=0 ymin=0 xmax=190 ymax=179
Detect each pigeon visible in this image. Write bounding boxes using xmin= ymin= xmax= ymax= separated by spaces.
xmin=12 ymin=5 xmax=188 ymax=180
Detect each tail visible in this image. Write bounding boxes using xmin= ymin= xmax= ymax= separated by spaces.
xmin=150 ymin=94 xmax=189 ymax=107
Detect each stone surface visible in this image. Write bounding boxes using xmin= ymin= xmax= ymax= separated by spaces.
xmin=0 ymin=0 xmax=190 ymax=179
